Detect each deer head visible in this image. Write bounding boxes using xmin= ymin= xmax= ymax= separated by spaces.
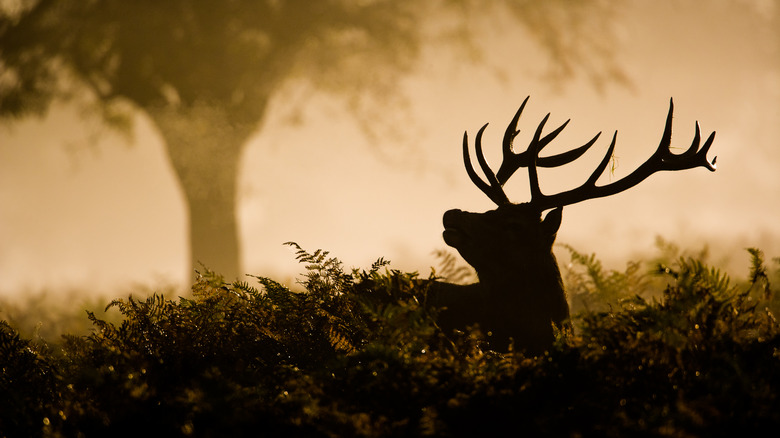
xmin=443 ymin=203 xmax=562 ymax=281
xmin=439 ymin=97 xmax=716 ymax=352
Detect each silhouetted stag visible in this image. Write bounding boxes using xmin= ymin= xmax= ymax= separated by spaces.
xmin=433 ymin=97 xmax=716 ymax=354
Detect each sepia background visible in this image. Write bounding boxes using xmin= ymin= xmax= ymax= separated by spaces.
xmin=1 ymin=0 xmax=778 ymax=303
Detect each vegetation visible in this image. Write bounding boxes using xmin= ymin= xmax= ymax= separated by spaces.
xmin=2 ymin=242 xmax=779 ymax=437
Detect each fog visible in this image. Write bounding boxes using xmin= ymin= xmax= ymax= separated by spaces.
xmin=1 ymin=1 xmax=778 ymax=301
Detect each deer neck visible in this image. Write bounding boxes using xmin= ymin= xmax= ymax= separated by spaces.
xmin=474 ymin=247 xmax=564 ymax=305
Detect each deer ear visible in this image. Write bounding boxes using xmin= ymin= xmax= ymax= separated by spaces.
xmin=541 ymin=207 xmax=563 ymax=237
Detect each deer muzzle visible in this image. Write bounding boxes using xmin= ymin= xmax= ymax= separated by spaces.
xmin=442 ymin=209 xmax=467 ymax=247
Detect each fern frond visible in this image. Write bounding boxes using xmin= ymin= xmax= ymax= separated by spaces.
xmin=746 ymin=247 xmax=771 ymax=298
xmin=432 ymin=249 xmax=476 ymax=284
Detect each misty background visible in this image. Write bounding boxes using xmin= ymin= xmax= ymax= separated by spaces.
xmin=1 ymin=0 xmax=778 ymax=303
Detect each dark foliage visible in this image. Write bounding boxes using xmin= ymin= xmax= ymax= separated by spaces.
xmin=1 ymin=244 xmax=779 ymax=437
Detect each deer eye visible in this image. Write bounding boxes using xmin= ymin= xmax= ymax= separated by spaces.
xmin=506 ymin=217 xmax=532 ymax=228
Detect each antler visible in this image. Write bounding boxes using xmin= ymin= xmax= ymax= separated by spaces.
xmin=463 ymin=97 xmax=717 ymax=210
xmin=463 ymin=96 xmax=601 ymax=205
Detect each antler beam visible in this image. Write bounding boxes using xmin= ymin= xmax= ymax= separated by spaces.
xmin=528 ymin=98 xmax=716 ymax=210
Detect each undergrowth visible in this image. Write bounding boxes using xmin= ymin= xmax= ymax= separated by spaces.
xmin=1 ymin=242 xmax=779 ymax=437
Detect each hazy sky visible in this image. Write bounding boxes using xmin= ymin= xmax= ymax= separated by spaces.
xmin=1 ymin=1 xmax=778 ymax=301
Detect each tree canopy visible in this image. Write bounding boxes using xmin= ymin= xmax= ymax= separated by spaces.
xmin=0 ymin=0 xmax=626 ymax=280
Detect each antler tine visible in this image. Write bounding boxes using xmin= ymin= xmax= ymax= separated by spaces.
xmin=584 ymin=132 xmax=618 ymax=187
xmin=495 ymin=98 xmax=600 ymax=185
xmin=501 ymin=96 xmax=529 ymax=159
xmin=526 ymin=124 xmax=544 ymax=203
xmin=698 ymin=126 xmax=718 ymax=170
xmin=462 ymin=130 xmax=491 ymax=194
xmin=539 ymin=132 xmax=601 ymax=167
xmin=463 ymin=126 xmax=510 ymax=206
xmin=530 ymin=98 xmax=717 ymax=211
xmin=653 ymin=98 xmax=717 ymax=170
xmin=475 ymin=124 xmax=508 ymax=200
xmin=665 ymin=122 xmax=717 ymax=171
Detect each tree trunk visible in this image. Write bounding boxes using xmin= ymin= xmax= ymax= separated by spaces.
xmin=148 ymin=102 xmax=258 ymax=282
xmin=184 ymin=167 xmax=241 ymax=281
